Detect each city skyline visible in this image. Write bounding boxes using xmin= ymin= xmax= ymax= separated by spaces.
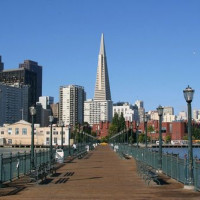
xmin=1 ymin=0 xmax=200 ymax=114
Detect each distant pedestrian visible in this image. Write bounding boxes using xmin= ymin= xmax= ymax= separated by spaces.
xmin=73 ymin=143 xmax=77 ymax=152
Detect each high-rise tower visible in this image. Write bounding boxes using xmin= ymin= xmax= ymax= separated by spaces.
xmin=94 ymin=34 xmax=111 ymax=101
xmin=84 ymin=34 xmax=113 ymax=126
xmin=0 ymin=56 xmax=4 ymax=71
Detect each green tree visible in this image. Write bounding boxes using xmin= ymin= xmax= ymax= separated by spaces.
xmin=192 ymin=127 xmax=200 ymax=139
xmin=148 ymin=125 xmax=154 ymax=133
xmin=108 ymin=112 xmax=126 ymax=139
xmin=138 ymin=133 xmax=145 ymax=143
xmin=119 ymin=113 xmax=126 ymax=131
xmin=165 ymin=135 xmax=171 ymax=144
xmin=108 ymin=123 xmax=118 ymax=136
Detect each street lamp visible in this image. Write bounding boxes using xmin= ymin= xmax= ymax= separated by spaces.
xmin=136 ymin=121 xmax=139 ymax=148
xmin=49 ymin=115 xmax=54 ymax=163
xmin=183 ymin=85 xmax=195 ymax=189
xmin=29 ymin=106 xmax=36 ymax=170
xmin=60 ymin=121 xmax=64 ymax=149
xmin=68 ymin=125 xmax=71 ymax=156
xmin=144 ymin=113 xmax=148 ymax=148
xmin=130 ymin=123 xmax=133 ymax=145
xmin=157 ymin=105 xmax=163 ymax=172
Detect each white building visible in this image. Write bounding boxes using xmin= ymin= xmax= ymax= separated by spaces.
xmin=177 ymin=111 xmax=187 ymax=121
xmin=135 ymin=100 xmax=143 ymax=109
xmin=84 ymin=99 xmax=112 ymax=125
xmin=163 ymin=106 xmax=174 ymax=115
xmin=148 ymin=106 xmax=176 ymax=122
xmin=113 ymin=102 xmax=138 ymax=122
xmin=38 ymin=96 xmax=54 ymax=109
xmin=135 ymin=100 xmax=145 ymax=122
xmin=59 ymin=85 xmax=85 ymax=126
xmin=148 ymin=110 xmax=159 ymax=121
xmin=163 ymin=113 xmax=176 ymax=122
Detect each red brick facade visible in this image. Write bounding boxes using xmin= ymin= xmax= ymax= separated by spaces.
xmin=92 ymin=120 xmax=188 ymax=140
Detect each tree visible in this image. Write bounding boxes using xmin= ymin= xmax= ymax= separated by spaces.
xmin=138 ymin=133 xmax=145 ymax=143
xmin=108 ymin=124 xmax=118 ymax=136
xmin=119 ymin=113 xmax=126 ymax=131
xmin=108 ymin=112 xmax=126 ymax=137
xmin=192 ymin=127 xmax=200 ymax=139
xmin=165 ymin=135 xmax=171 ymax=144
xmin=148 ymin=125 xmax=154 ymax=133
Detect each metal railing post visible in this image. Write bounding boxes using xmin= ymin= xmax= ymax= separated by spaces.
xmin=0 ymin=154 xmax=3 ymax=187
xmin=10 ymin=152 xmax=12 ymax=182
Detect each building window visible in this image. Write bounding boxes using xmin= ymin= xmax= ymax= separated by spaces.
xmin=162 ymin=127 xmax=166 ymax=133
xmin=8 ymin=139 xmax=12 ymax=144
xmin=15 ymin=128 xmax=19 ymax=135
xmin=46 ymin=137 xmax=49 ymax=145
xmin=53 ymin=131 xmax=58 ymax=135
xmin=63 ymin=138 xmax=65 ymax=144
xmin=22 ymin=128 xmax=27 ymax=135
xmin=8 ymin=128 xmax=12 ymax=135
xmin=46 ymin=131 xmax=50 ymax=135
xmin=1 ymin=131 xmax=4 ymax=135
xmin=54 ymin=137 xmax=57 ymax=144
xmin=60 ymin=131 xmax=65 ymax=135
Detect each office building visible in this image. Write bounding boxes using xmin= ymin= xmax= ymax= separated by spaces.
xmin=0 ymin=56 xmax=4 ymax=71
xmin=113 ymin=102 xmax=138 ymax=122
xmin=59 ymin=85 xmax=85 ymax=126
xmin=0 ymin=83 xmax=29 ymax=126
xmin=50 ymin=103 xmax=59 ymax=123
xmin=38 ymin=96 xmax=54 ymax=109
xmin=135 ymin=100 xmax=145 ymax=122
xmin=19 ymin=60 xmax=42 ymax=101
xmin=84 ymin=99 xmax=113 ymax=125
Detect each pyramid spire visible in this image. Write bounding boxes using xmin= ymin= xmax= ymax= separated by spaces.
xmin=94 ymin=34 xmax=111 ymax=101
xmin=99 ymin=33 xmax=106 ymax=55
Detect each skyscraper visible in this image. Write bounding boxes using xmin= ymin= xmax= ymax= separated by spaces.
xmin=0 ymin=83 xmax=29 ymax=126
xmin=0 ymin=56 xmax=4 ymax=71
xmin=84 ymin=34 xmax=113 ymax=125
xmin=94 ymin=33 xmax=111 ymax=101
xmin=59 ymin=85 xmax=86 ymax=126
xmin=19 ymin=60 xmax=42 ymax=101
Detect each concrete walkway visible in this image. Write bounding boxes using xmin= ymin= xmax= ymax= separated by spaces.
xmin=0 ymin=145 xmax=200 ymax=200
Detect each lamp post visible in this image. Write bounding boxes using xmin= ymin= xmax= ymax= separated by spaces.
xmin=29 ymin=106 xmax=36 ymax=170
xmin=60 ymin=121 xmax=64 ymax=149
xmin=49 ymin=115 xmax=54 ymax=163
xmin=144 ymin=113 xmax=148 ymax=148
xmin=68 ymin=125 xmax=71 ymax=156
xmin=183 ymin=85 xmax=195 ymax=189
xmin=126 ymin=128 xmax=129 ymax=144
xmin=136 ymin=121 xmax=139 ymax=148
xmin=130 ymin=123 xmax=133 ymax=145
xmin=157 ymin=105 xmax=163 ymax=172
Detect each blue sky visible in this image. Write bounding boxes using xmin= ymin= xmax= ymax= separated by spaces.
xmin=0 ymin=0 xmax=200 ymax=114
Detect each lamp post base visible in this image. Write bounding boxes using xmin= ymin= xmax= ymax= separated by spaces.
xmin=184 ymin=185 xmax=194 ymax=190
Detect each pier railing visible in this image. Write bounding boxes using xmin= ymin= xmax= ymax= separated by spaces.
xmin=0 ymin=144 xmax=87 ymax=186
xmin=112 ymin=144 xmax=200 ymax=191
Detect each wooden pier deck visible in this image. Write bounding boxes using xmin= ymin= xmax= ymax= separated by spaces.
xmin=0 ymin=145 xmax=200 ymax=200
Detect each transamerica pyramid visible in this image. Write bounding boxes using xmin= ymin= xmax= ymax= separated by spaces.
xmin=94 ymin=33 xmax=111 ymax=101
